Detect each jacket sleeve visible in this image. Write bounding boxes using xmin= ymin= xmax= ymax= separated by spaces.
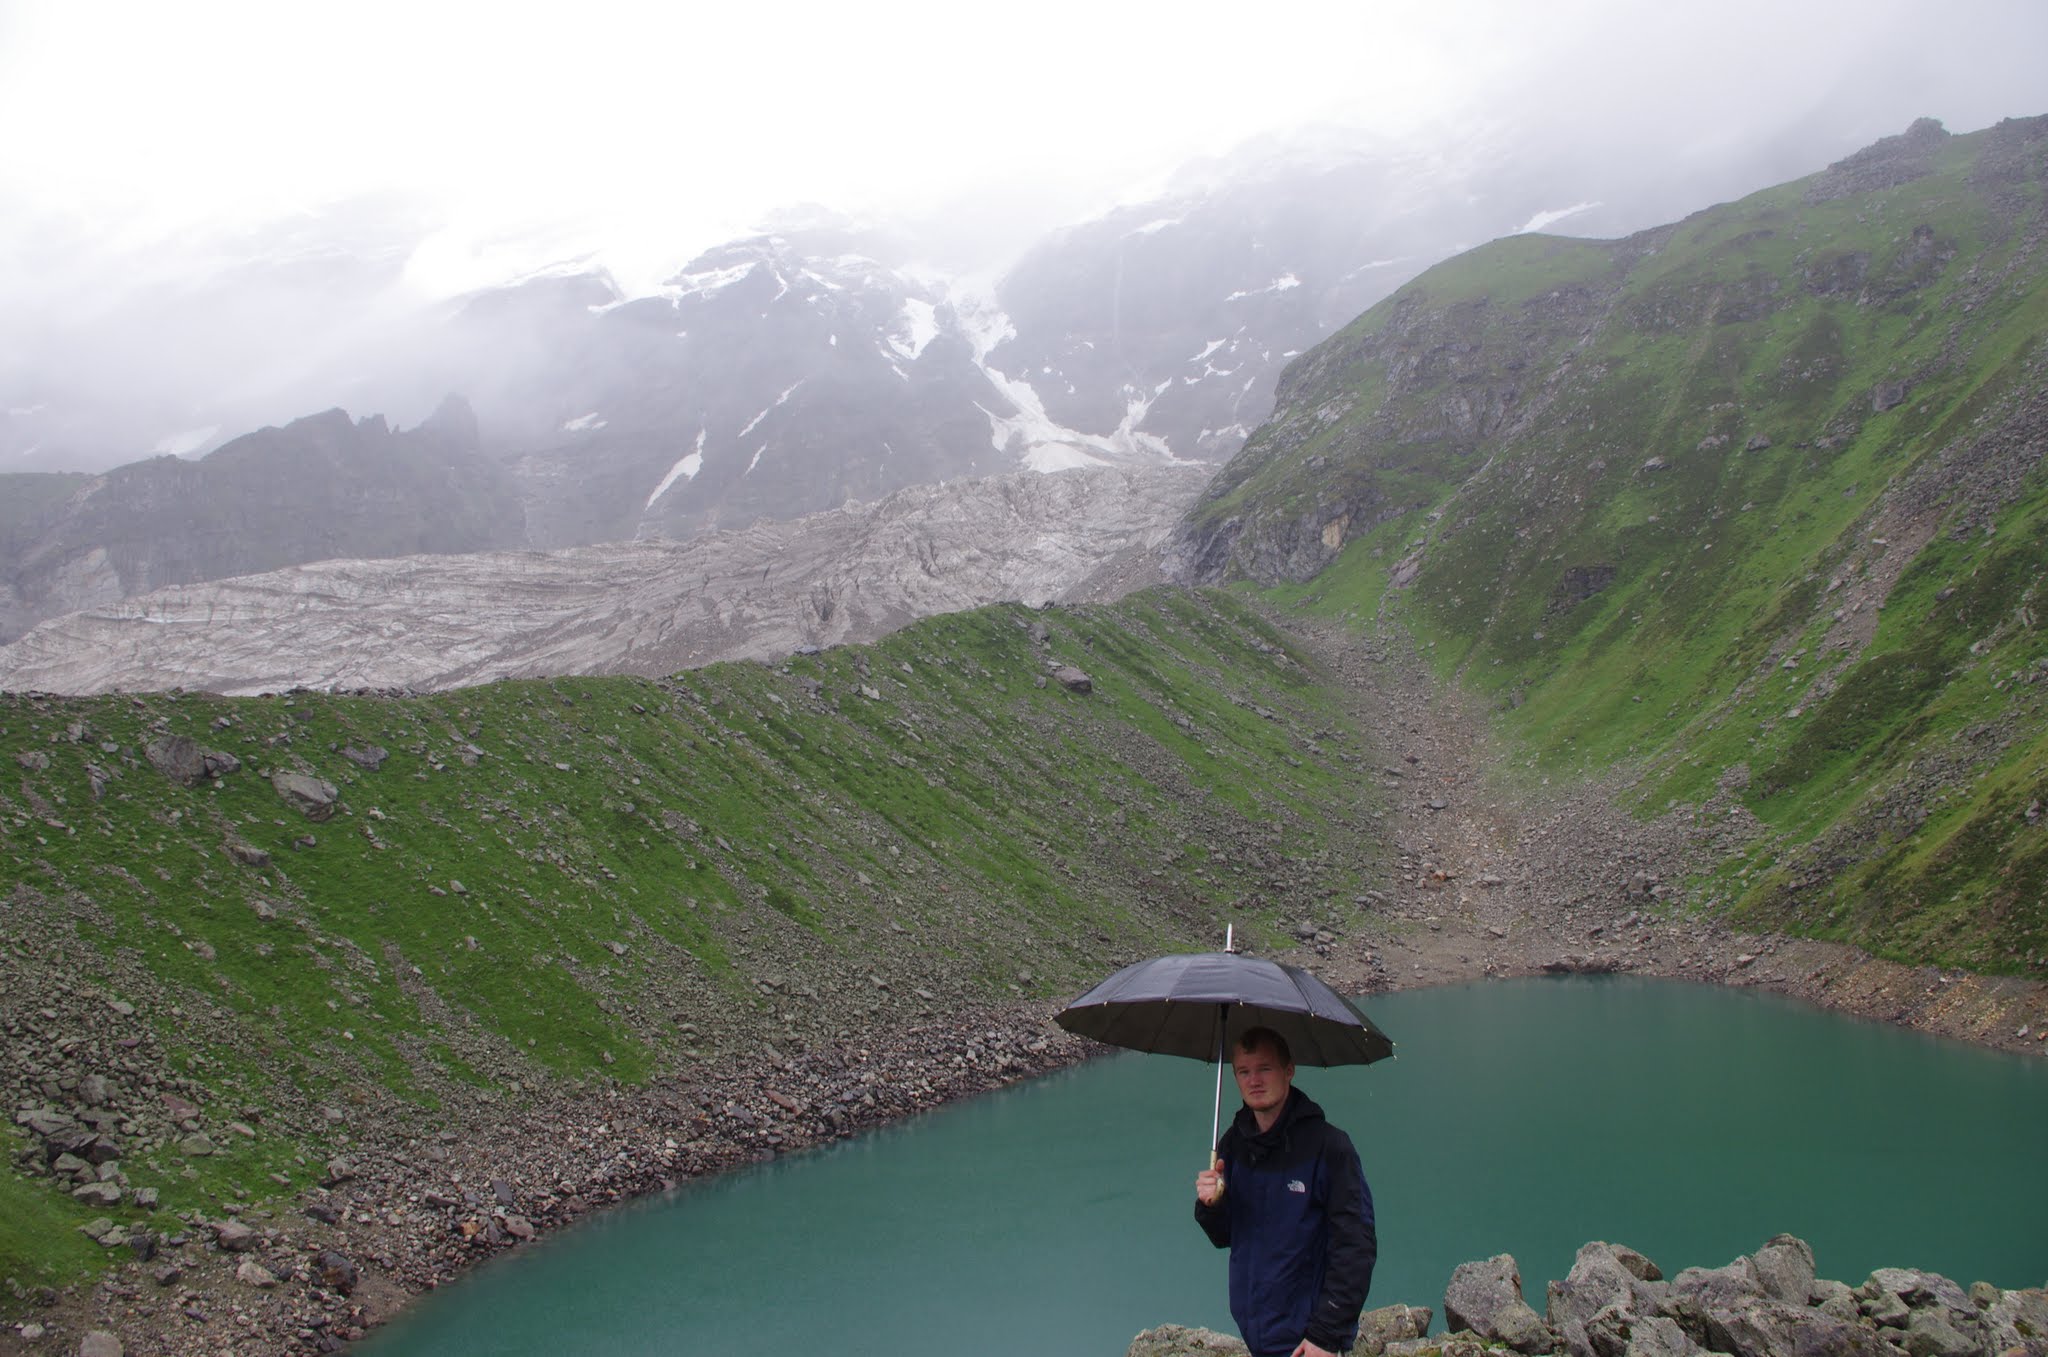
xmin=1304 ymin=1131 xmax=1376 ymax=1351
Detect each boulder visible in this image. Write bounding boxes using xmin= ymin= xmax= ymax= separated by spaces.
xmin=19 ymin=1108 xmax=78 ymax=1138
xmin=1356 ymin=1304 xmax=1434 ymax=1356
xmin=1983 ymin=1287 xmax=2048 ymax=1357
xmin=341 ymin=744 xmax=389 ymax=770
xmin=71 ymin=1180 xmax=122 ymax=1207
xmin=1447 ymin=1254 xmax=1557 ymax=1353
xmin=315 ymin=1250 xmax=359 ymax=1295
xmin=1549 ymin=1241 xmax=1672 ymax=1357
xmin=212 ymin=1219 xmax=260 ymax=1252
xmin=235 ymin=1259 xmax=278 ymax=1288
xmin=1668 ymin=1257 xmax=1763 ymax=1313
xmin=1750 ymin=1234 xmax=1817 ymax=1305
xmin=1863 ymin=1269 xmax=1974 ymax=1321
xmin=273 ymin=770 xmax=340 ymax=820
xmin=1125 ymin=1327 xmax=1248 ymax=1357
xmin=1701 ymin=1298 xmax=1892 ymax=1357
xmin=1902 ymin=1308 xmax=1979 ymax=1357
xmin=78 ymin=1333 xmax=124 ymax=1357
xmin=1053 ymin=665 xmax=1094 ymax=693
xmin=145 ymin=735 xmax=209 ymax=784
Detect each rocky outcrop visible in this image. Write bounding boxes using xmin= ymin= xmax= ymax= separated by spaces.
xmin=1139 ymin=1235 xmax=2047 ymax=1357
xmin=0 ymin=402 xmax=524 ymax=643
xmin=0 ymin=463 xmax=1211 ymax=695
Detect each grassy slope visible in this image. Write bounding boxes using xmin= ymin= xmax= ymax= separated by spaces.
xmin=1207 ymin=119 xmax=2048 ymax=974
xmin=0 ymin=589 xmax=1390 ymax=1297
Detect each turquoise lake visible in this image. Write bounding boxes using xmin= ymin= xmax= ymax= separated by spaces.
xmin=362 ymin=976 xmax=2048 ymax=1354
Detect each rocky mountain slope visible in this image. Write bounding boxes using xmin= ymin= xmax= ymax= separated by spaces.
xmin=0 ymin=400 xmax=522 ymax=645
xmin=1 ymin=121 xmax=1899 ymax=641
xmin=0 ymin=464 xmax=1209 ymax=695
xmin=1165 ymin=116 xmax=2048 ymax=973
xmin=0 ymin=590 xmax=1400 ymax=1326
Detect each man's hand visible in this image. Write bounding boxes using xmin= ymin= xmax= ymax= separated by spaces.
xmin=1290 ymin=1341 xmax=1338 ymax=1357
xmin=1195 ymin=1156 xmax=1226 ymax=1206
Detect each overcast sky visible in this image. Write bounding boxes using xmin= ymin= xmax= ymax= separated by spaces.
xmin=5 ymin=0 xmax=2045 ymax=297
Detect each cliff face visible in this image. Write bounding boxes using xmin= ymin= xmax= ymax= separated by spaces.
xmin=1161 ymin=117 xmax=2048 ymax=973
xmin=0 ymin=399 xmax=524 ymax=643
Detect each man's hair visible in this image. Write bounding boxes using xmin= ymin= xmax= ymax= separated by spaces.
xmin=1232 ymin=1026 xmax=1293 ymax=1067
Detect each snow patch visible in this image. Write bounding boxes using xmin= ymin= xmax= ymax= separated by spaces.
xmin=561 ymin=412 xmax=606 ymax=432
xmin=661 ymin=261 xmax=757 ymax=301
xmin=887 ymin=298 xmax=940 ymax=361
xmin=738 ymin=381 xmax=805 ymax=438
xmin=644 ymin=430 xmax=706 ymax=509
xmin=154 ymin=426 xmax=219 ymax=458
xmin=1127 ymin=216 xmax=1183 ymax=237
xmin=745 ymin=444 xmax=767 ymax=475
xmin=1189 ymin=339 xmax=1227 ymax=363
xmin=1225 ymin=274 xmax=1303 ymax=301
xmin=1516 ymin=202 xmax=1600 ymax=234
xmin=6 ymin=404 xmax=45 ymax=418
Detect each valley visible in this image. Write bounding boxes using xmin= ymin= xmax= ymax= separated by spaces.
xmin=3 ymin=114 xmax=2047 ymax=1355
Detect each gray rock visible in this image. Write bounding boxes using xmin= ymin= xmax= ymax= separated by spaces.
xmin=1448 ymin=1254 xmax=1557 ymax=1353
xmin=224 ymin=839 xmax=271 ymax=867
xmin=19 ymin=1108 xmax=77 ymax=1138
xmin=177 ymin=1132 xmax=219 ymax=1158
xmin=16 ymin=749 xmax=50 ymax=770
xmin=272 ymin=770 xmax=340 ymax=820
xmin=133 ymin=1187 xmax=158 ymax=1210
xmin=1549 ymin=1242 xmax=1671 ymax=1357
xmin=75 ymin=1071 xmax=109 ymax=1106
xmin=1053 ymin=665 xmax=1094 ymax=693
xmin=1355 ymin=1304 xmax=1435 ymax=1356
xmin=315 ymin=1249 xmax=359 ymax=1295
xmin=144 ymin=735 xmax=236 ymax=784
xmin=1865 ymin=1269 xmax=1973 ymax=1320
xmin=1862 ymin=1289 xmax=1912 ymax=1328
xmin=1982 ymin=1287 xmax=2048 ymax=1357
xmin=235 ymin=1259 xmax=278 ymax=1288
xmin=1669 ymin=1257 xmax=1763 ymax=1313
xmin=1751 ymin=1233 xmax=1817 ymax=1304
xmin=212 ymin=1219 xmax=259 ymax=1252
xmin=1703 ymin=1298 xmax=1893 ymax=1357
xmin=341 ymin=744 xmax=390 ymax=770
xmin=78 ymin=1332 xmax=124 ymax=1357
xmin=1902 ymin=1309 xmax=1978 ymax=1357
xmin=1813 ymin=1279 xmax=1860 ymax=1323
xmin=1619 ymin=1315 xmax=1699 ymax=1357
xmin=71 ymin=1180 xmax=122 ymax=1207
xmin=1125 ymin=1326 xmax=1249 ymax=1357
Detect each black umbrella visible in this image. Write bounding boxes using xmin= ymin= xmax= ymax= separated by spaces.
xmin=1054 ymin=929 xmax=1394 ymax=1154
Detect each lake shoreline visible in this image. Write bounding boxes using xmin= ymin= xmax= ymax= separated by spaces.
xmin=10 ymin=620 xmax=2046 ymax=1355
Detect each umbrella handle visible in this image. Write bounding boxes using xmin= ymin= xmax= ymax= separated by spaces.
xmin=1210 ymin=1002 xmax=1226 ymax=1174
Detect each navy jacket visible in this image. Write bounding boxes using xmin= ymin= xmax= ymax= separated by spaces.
xmin=1194 ymin=1088 xmax=1376 ymax=1356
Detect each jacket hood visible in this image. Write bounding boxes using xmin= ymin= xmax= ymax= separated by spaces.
xmin=1226 ymin=1086 xmax=1325 ymax=1164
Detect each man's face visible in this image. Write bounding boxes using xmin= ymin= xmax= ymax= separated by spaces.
xmin=1231 ymin=1042 xmax=1294 ymax=1116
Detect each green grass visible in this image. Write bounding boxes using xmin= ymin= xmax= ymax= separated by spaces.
xmin=1197 ymin=117 xmax=2048 ymax=972
xmin=2 ymin=588 xmax=1402 ymax=1300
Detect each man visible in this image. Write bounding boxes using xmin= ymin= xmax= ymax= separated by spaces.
xmin=1195 ymin=1027 xmax=1377 ymax=1357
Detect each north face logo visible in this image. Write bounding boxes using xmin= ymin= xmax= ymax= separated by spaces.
xmin=1287 ymin=1179 xmax=1307 ymax=1193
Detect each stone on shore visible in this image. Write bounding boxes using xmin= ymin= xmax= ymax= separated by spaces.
xmin=1446 ymin=1254 xmax=1557 ymax=1353
xmin=1126 ymin=1325 xmax=1248 ymax=1357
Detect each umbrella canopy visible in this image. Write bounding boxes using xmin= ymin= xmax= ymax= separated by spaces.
xmin=1054 ymin=950 xmax=1394 ymax=1067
